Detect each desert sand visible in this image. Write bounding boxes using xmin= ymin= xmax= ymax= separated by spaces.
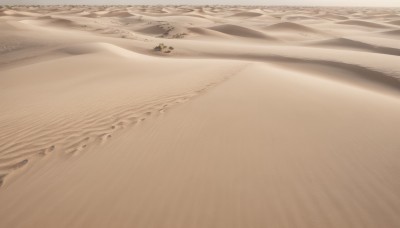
xmin=1 ymin=5 xmax=400 ymax=228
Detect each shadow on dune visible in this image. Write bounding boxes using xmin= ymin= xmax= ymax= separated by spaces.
xmin=204 ymin=53 xmax=400 ymax=95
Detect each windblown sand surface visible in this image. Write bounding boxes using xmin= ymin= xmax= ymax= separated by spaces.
xmin=1 ymin=5 xmax=400 ymax=228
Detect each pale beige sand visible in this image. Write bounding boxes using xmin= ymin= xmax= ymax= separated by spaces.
xmin=1 ymin=5 xmax=400 ymax=228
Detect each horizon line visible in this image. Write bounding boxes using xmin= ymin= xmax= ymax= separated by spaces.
xmin=2 ymin=4 xmax=400 ymax=8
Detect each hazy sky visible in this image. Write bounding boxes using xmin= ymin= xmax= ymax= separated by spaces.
xmin=2 ymin=0 xmax=400 ymax=7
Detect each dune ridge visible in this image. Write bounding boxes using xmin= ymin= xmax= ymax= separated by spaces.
xmin=308 ymin=37 xmax=400 ymax=56
xmin=337 ymin=19 xmax=392 ymax=28
xmin=266 ymin=21 xmax=324 ymax=33
xmin=388 ymin=19 xmax=400 ymax=25
xmin=209 ymin=24 xmax=278 ymax=40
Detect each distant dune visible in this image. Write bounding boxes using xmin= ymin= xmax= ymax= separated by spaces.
xmin=337 ymin=19 xmax=392 ymax=28
xmin=265 ymin=21 xmax=324 ymax=33
xmin=209 ymin=24 xmax=277 ymax=40
xmin=388 ymin=19 xmax=400 ymax=26
xmin=229 ymin=11 xmax=263 ymax=17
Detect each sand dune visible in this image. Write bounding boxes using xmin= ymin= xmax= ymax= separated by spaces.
xmin=78 ymin=11 xmax=98 ymax=18
xmin=260 ymin=21 xmax=330 ymax=41
xmin=27 ymin=17 xmax=77 ymax=27
xmin=162 ymin=15 xmax=214 ymax=24
xmin=209 ymin=24 xmax=277 ymax=40
xmin=187 ymin=27 xmax=233 ymax=39
xmin=229 ymin=11 xmax=263 ymax=18
xmin=102 ymin=11 xmax=134 ymax=17
xmin=337 ymin=19 xmax=392 ymax=28
xmin=136 ymin=24 xmax=168 ymax=35
xmin=380 ymin=29 xmax=400 ymax=37
xmin=388 ymin=19 xmax=400 ymax=26
xmin=283 ymin=15 xmax=316 ymax=21
xmin=1 ymin=5 xmax=400 ymax=228
xmin=265 ymin=21 xmax=324 ymax=33
xmin=0 ymin=43 xmax=245 ymax=186
xmin=308 ymin=37 xmax=400 ymax=56
xmin=2 ymin=10 xmax=41 ymax=17
xmin=319 ymin=13 xmax=349 ymax=20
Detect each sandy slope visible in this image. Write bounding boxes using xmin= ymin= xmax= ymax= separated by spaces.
xmin=0 ymin=5 xmax=400 ymax=228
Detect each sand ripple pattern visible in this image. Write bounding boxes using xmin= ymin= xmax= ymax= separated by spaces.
xmin=0 ymin=71 xmax=241 ymax=187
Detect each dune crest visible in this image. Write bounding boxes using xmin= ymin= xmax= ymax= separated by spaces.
xmin=209 ymin=24 xmax=278 ymax=40
xmin=337 ymin=19 xmax=392 ymax=28
xmin=266 ymin=21 xmax=324 ymax=33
